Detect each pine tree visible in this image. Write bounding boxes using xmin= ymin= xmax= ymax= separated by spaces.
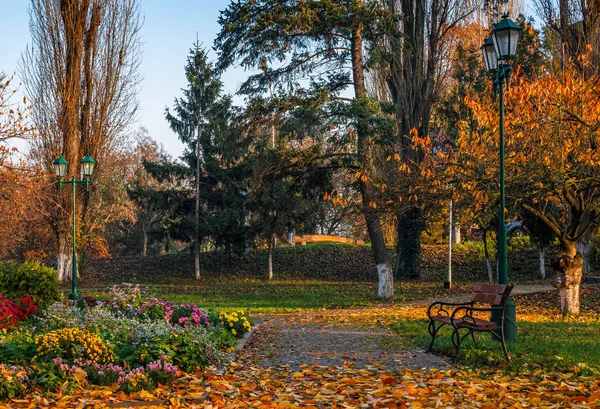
xmin=166 ymin=43 xmax=223 ymax=279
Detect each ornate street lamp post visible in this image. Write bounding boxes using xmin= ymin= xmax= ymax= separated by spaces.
xmin=481 ymin=13 xmax=522 ymax=341
xmin=53 ymin=155 xmax=96 ymax=300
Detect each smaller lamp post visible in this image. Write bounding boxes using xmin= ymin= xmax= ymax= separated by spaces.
xmin=481 ymin=13 xmax=522 ymax=342
xmin=53 ymin=155 xmax=96 ymax=300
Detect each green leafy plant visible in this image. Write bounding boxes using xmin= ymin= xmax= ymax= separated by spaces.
xmin=0 ymin=261 xmax=62 ymax=308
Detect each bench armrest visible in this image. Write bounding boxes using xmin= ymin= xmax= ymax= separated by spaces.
xmin=427 ymin=300 xmax=473 ymax=319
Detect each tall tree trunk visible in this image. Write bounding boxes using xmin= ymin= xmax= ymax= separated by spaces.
xmin=351 ymin=4 xmax=393 ymax=299
xmin=142 ymin=230 xmax=148 ymax=257
xmin=394 ymin=206 xmax=423 ymax=280
xmin=539 ymin=244 xmax=546 ymax=279
xmin=577 ymin=239 xmax=591 ymax=276
xmin=552 ymin=241 xmax=583 ymax=316
xmin=57 ymin=232 xmax=73 ymax=282
xmin=482 ymin=229 xmax=494 ymax=283
xmin=453 ymin=224 xmax=461 ymax=244
xmin=267 ymin=237 xmax=273 ymax=280
xmin=195 ymin=128 xmax=201 ymax=280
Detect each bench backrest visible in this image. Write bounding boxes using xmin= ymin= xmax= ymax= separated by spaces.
xmin=470 ymin=283 xmax=513 ymax=305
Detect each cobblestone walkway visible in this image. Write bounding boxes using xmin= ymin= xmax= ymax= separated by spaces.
xmin=242 ymin=313 xmax=449 ymax=372
xmin=240 ymin=285 xmax=555 ymax=372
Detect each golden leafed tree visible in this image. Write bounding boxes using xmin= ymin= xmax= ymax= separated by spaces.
xmin=454 ymin=60 xmax=600 ymax=316
xmin=21 ymin=0 xmax=142 ymax=281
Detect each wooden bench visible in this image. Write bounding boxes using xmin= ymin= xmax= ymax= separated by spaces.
xmin=426 ymin=283 xmax=514 ymax=362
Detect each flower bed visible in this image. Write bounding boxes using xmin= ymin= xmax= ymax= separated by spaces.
xmin=0 ymin=283 xmax=253 ymax=399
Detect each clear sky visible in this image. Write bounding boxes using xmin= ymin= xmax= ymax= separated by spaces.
xmin=0 ymin=0 xmax=248 ymax=159
xmin=2 ymin=1 xmax=541 ymax=159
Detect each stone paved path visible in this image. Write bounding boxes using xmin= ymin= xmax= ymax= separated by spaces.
xmin=240 ymin=285 xmax=555 ymax=372
xmin=242 ymin=313 xmax=449 ymax=372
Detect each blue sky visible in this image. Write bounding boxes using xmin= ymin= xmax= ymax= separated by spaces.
xmin=2 ymin=1 xmax=541 ymax=159
xmin=0 ymin=1 xmax=249 ymax=158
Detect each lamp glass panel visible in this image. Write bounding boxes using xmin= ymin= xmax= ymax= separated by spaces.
xmin=55 ymin=163 xmax=67 ymax=177
xmin=53 ymin=157 xmax=68 ymax=178
xmin=81 ymin=161 xmax=95 ymax=177
xmin=492 ymin=29 xmax=510 ymax=59
xmin=509 ymin=29 xmax=520 ymax=56
xmin=485 ymin=44 xmax=498 ymax=71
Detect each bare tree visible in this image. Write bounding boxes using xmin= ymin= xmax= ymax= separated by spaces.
xmin=21 ymin=0 xmax=142 ymax=281
xmin=536 ymin=0 xmax=600 ymax=75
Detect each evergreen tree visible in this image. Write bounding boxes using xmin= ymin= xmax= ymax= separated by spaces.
xmin=165 ymin=43 xmax=224 ymax=279
xmin=216 ymin=0 xmax=396 ymax=298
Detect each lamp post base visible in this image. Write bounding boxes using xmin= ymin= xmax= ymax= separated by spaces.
xmin=491 ymin=300 xmax=517 ymax=342
xmin=68 ymin=293 xmax=79 ymax=301
xmin=444 ymin=281 xmax=452 ymax=289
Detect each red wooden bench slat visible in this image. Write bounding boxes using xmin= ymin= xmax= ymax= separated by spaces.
xmin=471 ymin=292 xmax=505 ymax=305
xmin=432 ymin=315 xmax=499 ymax=329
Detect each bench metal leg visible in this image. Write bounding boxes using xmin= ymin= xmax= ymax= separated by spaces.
xmin=498 ymin=331 xmax=511 ymax=363
xmin=451 ymin=328 xmax=462 ymax=363
xmin=427 ymin=320 xmax=445 ymax=352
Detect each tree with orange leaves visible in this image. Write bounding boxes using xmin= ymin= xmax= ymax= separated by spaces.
xmin=453 ymin=59 xmax=600 ymax=316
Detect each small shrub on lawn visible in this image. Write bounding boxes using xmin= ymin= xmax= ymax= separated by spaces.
xmin=0 ymin=261 xmax=62 ymax=308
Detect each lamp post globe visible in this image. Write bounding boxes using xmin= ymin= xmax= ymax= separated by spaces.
xmin=481 ymin=37 xmax=498 ymax=73
xmin=80 ymin=155 xmax=96 ymax=178
xmin=53 ymin=156 xmax=68 ymax=178
xmin=491 ymin=14 xmax=522 ymax=61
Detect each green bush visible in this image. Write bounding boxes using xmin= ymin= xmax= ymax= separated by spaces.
xmin=0 ymin=261 xmax=62 ymax=307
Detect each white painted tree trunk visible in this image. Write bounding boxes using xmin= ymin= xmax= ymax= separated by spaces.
xmin=377 ymin=264 xmax=393 ymax=299
xmin=57 ymin=233 xmax=73 ymax=282
xmin=552 ymin=247 xmax=583 ymax=316
xmin=486 ymin=257 xmax=494 ymax=283
xmin=539 ymin=245 xmax=546 ymax=279
xmin=559 ymin=285 xmax=580 ymax=316
xmin=267 ymin=239 xmax=273 ymax=280
xmin=452 ymin=224 xmax=461 ymax=244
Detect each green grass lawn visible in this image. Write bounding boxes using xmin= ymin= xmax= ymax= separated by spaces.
xmin=390 ymin=315 xmax=600 ymax=373
xmin=79 ymin=279 xmax=475 ymax=313
xmin=385 ymin=287 xmax=600 ymax=374
xmin=79 ymin=276 xmax=600 ymax=373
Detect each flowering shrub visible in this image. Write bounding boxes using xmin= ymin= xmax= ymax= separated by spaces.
xmin=135 ymin=298 xmax=173 ymax=322
xmin=169 ymin=327 xmax=224 ymax=372
xmin=0 ymin=295 xmax=37 ymax=330
xmin=35 ymin=328 xmax=114 ymax=363
xmin=37 ymin=302 xmax=81 ymax=331
xmin=169 ymin=303 xmax=210 ymax=328
xmin=218 ymin=310 xmax=253 ymax=338
xmin=86 ymin=362 xmax=126 ymax=386
xmin=109 ymin=283 xmax=148 ymax=314
xmin=0 ymin=281 xmax=253 ymax=395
